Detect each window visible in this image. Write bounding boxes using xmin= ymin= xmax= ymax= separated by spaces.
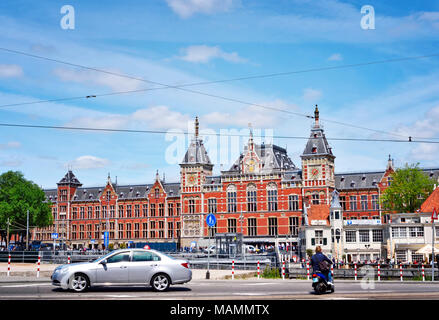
xmin=119 ymin=205 xmax=124 ymax=218
xmin=168 ymin=222 xmax=174 ymax=238
xmin=188 ymin=199 xmax=196 ymax=214
xmin=155 ymin=188 xmax=160 ymax=199
xmin=289 ymin=217 xmax=299 ymax=236
xmin=339 ymin=196 xmax=347 ymax=211
xmin=267 ymin=184 xmax=278 ymax=211
xmin=268 ymin=217 xmax=278 ymax=236
xmin=372 ymin=195 xmax=379 ymax=210
xmin=168 ymin=203 xmax=174 ymax=216
xmin=247 ymin=185 xmax=257 ymax=212
xmin=132 ymin=251 xmax=160 ymax=262
xmin=159 ymin=203 xmax=165 ymax=216
xmin=106 ymin=191 xmax=111 ymax=201
xmin=126 ymin=205 xmax=132 ymax=218
xmin=349 ymin=196 xmax=357 ymax=211
xmin=95 ymin=206 xmax=100 ymax=219
xmin=359 ymin=230 xmax=370 ymax=242
xmin=118 ymin=224 xmax=124 ymax=239
xmin=110 ymin=205 xmax=115 ymax=218
xmin=142 ymin=223 xmax=148 ymax=238
xmin=143 ymin=204 xmax=148 ymax=217
xmin=208 ymin=224 xmax=217 ymax=237
xmin=80 ymin=207 xmax=85 ymax=219
xmin=150 ymin=204 xmax=156 ymax=217
xmin=87 ymin=207 xmax=93 ymax=219
xmin=289 ymin=195 xmax=299 ymax=211
xmin=312 ymin=230 xmax=326 ymax=245
xmin=409 ymin=227 xmax=424 ymax=237
xmin=208 ymin=198 xmax=217 ymax=214
xmin=312 ymin=193 xmax=320 ymax=205
xmin=177 ymin=203 xmax=181 ymax=215
xmin=346 ymin=231 xmax=356 ymax=243
xmin=72 ymin=207 xmax=77 ymax=220
xmin=392 ymin=227 xmax=408 ymax=238
xmin=372 ymin=229 xmax=383 ymax=242
xmin=134 ymin=205 xmax=140 ymax=217
xmin=227 ymin=185 xmax=237 ymax=213
xmin=411 ymin=253 xmax=424 ymax=263
xmin=227 ymin=219 xmax=237 ymax=233
xmin=126 ymin=223 xmax=132 ymax=239
xmin=248 ymin=218 xmax=257 ymax=236
xmin=134 ymin=223 xmax=140 ymax=238
xmin=361 ymin=195 xmax=368 ymax=210
xmin=107 ymin=252 xmax=130 ymax=263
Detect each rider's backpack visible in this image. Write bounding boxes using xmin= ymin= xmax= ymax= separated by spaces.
xmin=318 ymin=260 xmax=330 ymax=272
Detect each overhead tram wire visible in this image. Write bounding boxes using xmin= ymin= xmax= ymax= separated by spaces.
xmin=0 ymin=122 xmax=438 ymax=144
xmin=1 ymin=47 xmax=439 ymax=140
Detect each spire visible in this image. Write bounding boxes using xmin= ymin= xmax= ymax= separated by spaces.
xmin=387 ymin=154 xmax=394 ymax=171
xmin=155 ymin=169 xmax=160 ymax=181
xmin=195 ymin=116 xmax=199 ymax=139
xmin=248 ymin=122 xmax=254 ymax=151
xmin=314 ymin=104 xmax=320 ymax=128
xmin=107 ymin=172 xmax=111 ymax=184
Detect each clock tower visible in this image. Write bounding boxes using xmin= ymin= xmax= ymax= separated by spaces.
xmin=180 ymin=117 xmax=213 ymax=247
xmin=301 ymin=105 xmax=336 ymax=204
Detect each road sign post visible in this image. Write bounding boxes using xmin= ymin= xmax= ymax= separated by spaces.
xmin=206 ymin=213 xmax=217 ymax=280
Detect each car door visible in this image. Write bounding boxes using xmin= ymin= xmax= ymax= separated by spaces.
xmin=95 ymin=251 xmax=131 ymax=284
xmin=128 ymin=251 xmax=161 ymax=284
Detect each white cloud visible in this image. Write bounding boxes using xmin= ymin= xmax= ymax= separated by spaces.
xmin=66 ymin=155 xmax=110 ymax=170
xmin=0 ymin=141 xmax=21 ymax=150
xmin=409 ymin=143 xmax=439 ymax=162
xmin=178 ymin=45 xmax=247 ymax=64
xmin=201 ymin=99 xmax=299 ymax=128
xmin=0 ymin=159 xmax=23 ymax=167
xmin=166 ymin=0 xmax=238 ymax=18
xmin=302 ymin=88 xmax=322 ymax=102
xmin=67 ymin=105 xmax=192 ymax=131
xmin=53 ymin=67 xmax=142 ymax=92
xmin=327 ymin=53 xmax=343 ymax=61
xmin=0 ymin=64 xmax=23 ymax=78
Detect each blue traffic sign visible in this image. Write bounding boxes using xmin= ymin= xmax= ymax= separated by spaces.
xmin=206 ymin=214 xmax=217 ymax=227
xmin=51 ymin=233 xmax=59 ymax=239
xmin=104 ymin=231 xmax=109 ymax=248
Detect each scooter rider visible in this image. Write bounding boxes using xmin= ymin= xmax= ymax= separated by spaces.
xmin=310 ymin=246 xmax=333 ymax=284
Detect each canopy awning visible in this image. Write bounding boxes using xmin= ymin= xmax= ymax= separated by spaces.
xmin=415 ymin=244 xmax=439 ymax=254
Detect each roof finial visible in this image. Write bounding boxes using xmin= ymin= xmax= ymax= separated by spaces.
xmin=107 ymin=172 xmax=111 ymax=184
xmin=195 ymin=116 xmax=199 ymax=139
xmin=156 ymin=169 xmax=160 ymax=181
xmin=248 ymin=122 xmax=254 ymax=151
xmin=314 ymin=104 xmax=320 ymax=127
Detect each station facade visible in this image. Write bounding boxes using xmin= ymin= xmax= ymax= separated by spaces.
xmin=36 ymin=106 xmax=439 ymax=257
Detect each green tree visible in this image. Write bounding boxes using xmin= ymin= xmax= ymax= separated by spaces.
xmin=0 ymin=171 xmax=53 ymax=247
xmin=381 ymin=163 xmax=435 ymax=213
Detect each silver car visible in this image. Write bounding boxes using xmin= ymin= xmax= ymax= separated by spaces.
xmin=51 ymin=249 xmax=192 ymax=292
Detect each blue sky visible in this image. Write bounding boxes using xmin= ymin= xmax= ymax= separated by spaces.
xmin=0 ymin=0 xmax=439 ymax=188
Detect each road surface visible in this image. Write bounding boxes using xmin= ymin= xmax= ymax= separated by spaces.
xmin=0 ymin=279 xmax=438 ymax=299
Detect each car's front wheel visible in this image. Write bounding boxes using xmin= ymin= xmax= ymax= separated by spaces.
xmin=151 ymin=273 xmax=170 ymax=292
xmin=69 ymin=273 xmax=89 ymax=292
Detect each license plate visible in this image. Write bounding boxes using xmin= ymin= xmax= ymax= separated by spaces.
xmin=312 ymin=278 xmax=318 ymax=283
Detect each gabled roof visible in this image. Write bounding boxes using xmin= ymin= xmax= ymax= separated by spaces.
xmin=335 ymin=171 xmax=382 ymax=190
xmin=301 ymin=127 xmax=334 ymax=159
xmin=228 ymin=143 xmax=297 ymax=173
xmin=181 ymin=138 xmax=212 ymax=166
xmin=57 ymin=170 xmax=82 ymax=187
xmin=421 ymin=186 xmax=439 ymax=213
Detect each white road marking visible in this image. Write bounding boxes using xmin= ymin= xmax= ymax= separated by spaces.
xmin=1 ymin=283 xmax=52 ymax=288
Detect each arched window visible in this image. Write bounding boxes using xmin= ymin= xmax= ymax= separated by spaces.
xmin=267 ymin=183 xmax=278 ymax=211
xmin=227 ymin=185 xmax=237 ymax=213
xmin=247 ymin=184 xmax=257 ymax=212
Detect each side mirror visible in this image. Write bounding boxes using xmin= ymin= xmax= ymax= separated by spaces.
xmin=100 ymin=259 xmax=107 ymax=265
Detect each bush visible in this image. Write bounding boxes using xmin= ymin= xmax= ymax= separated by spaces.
xmin=262 ymin=266 xmax=281 ymax=279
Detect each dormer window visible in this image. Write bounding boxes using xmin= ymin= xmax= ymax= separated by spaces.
xmin=340 ymin=176 xmax=345 ymax=182
xmin=312 ymin=146 xmax=317 ymax=153
xmin=120 ymin=192 xmax=124 ymax=197
xmin=351 ymin=181 xmax=355 ymax=187
xmin=430 ymin=171 xmax=434 ymax=177
xmin=89 ymin=194 xmax=93 ymax=199
xmin=362 ymin=174 xmax=366 ymax=180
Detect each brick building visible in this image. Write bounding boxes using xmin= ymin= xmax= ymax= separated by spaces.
xmin=36 ymin=106 xmax=439 ymax=251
